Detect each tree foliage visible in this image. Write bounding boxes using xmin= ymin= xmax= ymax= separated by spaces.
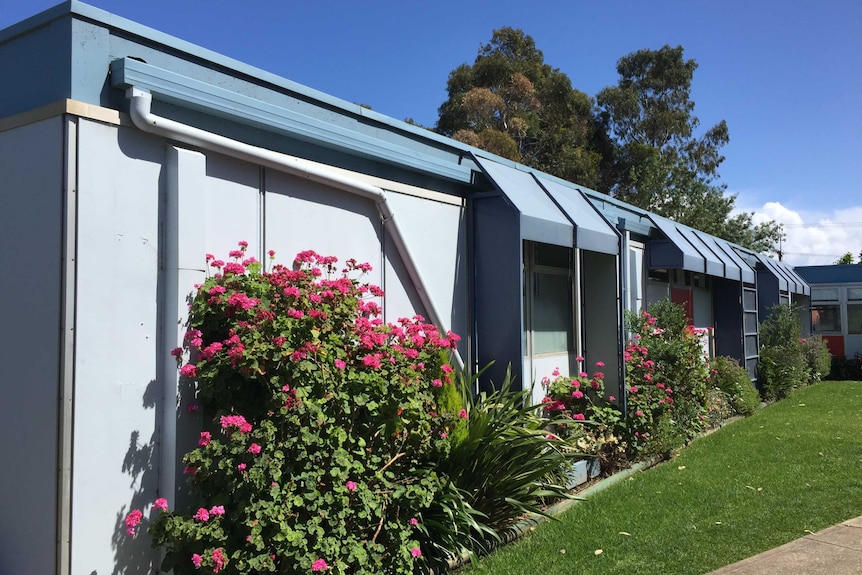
xmin=436 ymin=33 xmax=783 ymax=254
xmin=835 ymin=252 xmax=855 ymax=265
xmin=596 ymin=45 xmax=783 ymax=253
xmin=436 ymin=27 xmax=603 ymax=187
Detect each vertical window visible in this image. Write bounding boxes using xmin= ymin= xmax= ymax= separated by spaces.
xmin=810 ymin=285 xmax=841 ymax=333
xmin=524 ymin=242 xmax=574 ymax=355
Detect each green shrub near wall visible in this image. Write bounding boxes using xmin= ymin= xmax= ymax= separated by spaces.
xmin=122 ymin=244 xmax=573 ymax=574
xmin=709 ymin=356 xmax=760 ymax=416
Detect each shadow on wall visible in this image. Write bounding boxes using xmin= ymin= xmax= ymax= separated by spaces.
xmin=110 ymin=379 xmax=160 ymax=575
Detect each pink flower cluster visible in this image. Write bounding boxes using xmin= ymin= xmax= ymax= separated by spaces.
xmin=311 ymin=558 xmax=329 ymax=571
xmin=220 ymin=414 xmax=252 ymax=433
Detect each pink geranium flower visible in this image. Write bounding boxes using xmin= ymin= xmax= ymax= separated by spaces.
xmin=311 ymin=558 xmax=329 ymax=571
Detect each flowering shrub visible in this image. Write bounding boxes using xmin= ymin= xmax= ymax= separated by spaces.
xmin=624 ymin=301 xmax=709 ymax=455
xmin=800 ymin=335 xmax=831 ymax=383
xmin=142 ymin=243 xmax=466 ymax=574
xmin=540 ymin=363 xmax=625 ymax=469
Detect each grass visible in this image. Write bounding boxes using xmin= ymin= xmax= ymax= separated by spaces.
xmin=464 ymin=381 xmax=862 ymax=575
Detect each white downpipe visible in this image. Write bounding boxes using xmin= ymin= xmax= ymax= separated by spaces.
xmin=126 ymin=88 xmax=463 ymax=369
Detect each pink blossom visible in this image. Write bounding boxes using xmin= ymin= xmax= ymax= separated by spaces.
xmin=362 ymin=354 xmax=381 ymax=369
xmin=124 ymin=509 xmax=142 ymax=536
xmin=311 ymin=558 xmax=329 ymax=571
xmin=346 ymin=481 xmax=357 ymax=492
xmin=212 ymin=548 xmax=227 ymax=573
xmin=198 ymin=432 xmax=211 ymax=447
xmin=237 ymin=463 xmax=247 ymax=471
xmin=575 ymin=355 xmax=585 ymax=362
xmin=458 ymin=408 xmax=468 ymax=419
xmin=210 ymin=259 xmax=224 ymax=269
xmin=248 ymin=443 xmax=262 ymax=454
xmin=572 ymin=390 xmax=584 ymax=399
xmin=268 ymin=249 xmax=276 ymax=258
xmin=183 ymin=466 xmax=197 ymax=475
xmin=193 ymin=507 xmax=210 ymax=522
xmin=551 ymin=367 xmax=560 ymax=376
xmin=180 ymin=364 xmax=198 ymax=378
xmin=209 ymin=505 xmax=225 ymax=516
xmin=170 ymin=347 xmax=183 ymax=357
xmin=431 ymin=379 xmax=443 ymax=387
xmin=186 ymin=403 xmax=199 ymax=413
xmin=411 ymin=547 xmax=422 ymax=558
xmin=635 ymin=410 xmax=644 ymax=417
xmin=191 ymin=553 xmax=203 ymax=568
xmin=205 ymin=254 xmax=215 ymax=262
xmin=237 ymin=240 xmax=248 ymax=249
xmin=153 ymin=497 xmax=168 ymax=512
xmin=595 ymin=361 xmax=605 ymax=367
xmin=334 ymin=359 xmax=346 ymax=369
xmin=579 ymin=371 xmax=588 ymax=378
xmin=441 ymin=364 xmax=453 ymax=374
xmin=220 ymin=414 xmax=252 ymax=433
xmin=629 ymin=386 xmax=639 ymax=394
xmin=573 ymin=413 xmax=586 ymax=421
xmin=608 ymin=395 xmax=616 ymax=402
xmin=410 ymin=517 xmax=419 ymax=526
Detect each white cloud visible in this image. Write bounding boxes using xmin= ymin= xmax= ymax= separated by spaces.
xmin=736 ymin=202 xmax=862 ymax=266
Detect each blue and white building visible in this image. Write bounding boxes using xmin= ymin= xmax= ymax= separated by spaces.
xmin=0 ymin=3 xmax=809 ymax=573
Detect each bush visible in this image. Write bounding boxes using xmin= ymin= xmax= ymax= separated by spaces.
xmin=830 ymin=353 xmax=862 ymax=381
xmin=758 ymin=304 xmax=811 ymax=400
xmin=145 ymin=245 xmax=466 ymax=574
xmin=625 ymin=301 xmax=709 ymax=451
xmin=758 ymin=344 xmax=807 ymax=401
xmin=800 ymin=336 xmax=831 ymax=383
xmin=710 ymin=356 xmax=760 ymax=416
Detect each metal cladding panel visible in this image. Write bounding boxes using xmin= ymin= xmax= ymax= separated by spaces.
xmin=265 ymin=170 xmax=384 ymax=290
xmin=647 ymin=214 xmax=705 ymax=272
xmin=677 ymin=226 xmax=723 ymax=277
xmin=474 ymin=157 xmax=572 ymax=247
xmin=771 ymin=259 xmax=800 ymax=293
xmin=74 ymin=120 xmax=164 ymax=574
xmin=714 ymin=239 xmax=756 ymax=284
xmin=693 ymin=231 xmax=742 ymax=281
xmin=536 ymin=176 xmax=619 ymax=255
xmin=0 ymin=117 xmax=63 ymax=575
xmin=781 ymin=263 xmax=811 ymax=295
xmin=757 ymin=256 xmax=790 ymax=292
xmin=382 ymin=190 xmax=466 ymax=339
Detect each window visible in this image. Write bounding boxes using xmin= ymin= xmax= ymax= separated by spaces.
xmin=848 ymin=304 xmax=862 ymax=335
xmin=811 ymin=285 xmax=842 ymax=334
xmin=524 ymin=242 xmax=574 ymax=355
xmin=848 ymin=288 xmax=862 ymax=301
xmin=811 ymin=304 xmax=841 ymax=333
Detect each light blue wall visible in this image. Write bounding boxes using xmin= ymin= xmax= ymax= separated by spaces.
xmin=0 ymin=117 xmax=64 ymax=575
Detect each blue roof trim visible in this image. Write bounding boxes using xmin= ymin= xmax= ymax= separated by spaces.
xmin=795 ymin=265 xmax=862 ymax=284
xmin=677 ymin=226 xmax=724 ymax=277
xmin=110 ymin=58 xmax=472 ymax=183
xmin=473 ymin=156 xmax=573 ymax=247
xmin=691 ymin=230 xmax=743 ymax=281
xmin=647 ymin=214 xmax=706 ymax=273
xmin=1 ymin=0 xmax=468 ymax=151
xmin=535 ymin=175 xmax=620 ymax=255
xmin=712 ymin=237 xmax=756 ymax=284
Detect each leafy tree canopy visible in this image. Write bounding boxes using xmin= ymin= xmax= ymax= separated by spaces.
xmin=436 ymin=33 xmax=783 ymax=254
xmin=596 ymin=45 xmax=783 ymax=253
xmin=835 ymin=252 xmax=855 ymax=265
xmin=436 ymin=27 xmax=604 ymax=188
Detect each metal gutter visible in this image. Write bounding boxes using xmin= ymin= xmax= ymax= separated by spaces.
xmin=111 ymin=58 xmax=472 ymax=184
xmin=125 ymin=87 xmax=463 ymax=372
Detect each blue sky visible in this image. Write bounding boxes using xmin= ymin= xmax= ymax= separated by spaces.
xmin=2 ymin=0 xmax=860 ymax=264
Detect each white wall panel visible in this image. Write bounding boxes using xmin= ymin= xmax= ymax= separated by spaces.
xmin=73 ymin=119 xmax=163 ymax=574
xmin=382 ymin=191 xmax=466 ymax=336
xmin=264 ymin=170 xmax=383 ymax=288
xmin=0 ymin=117 xmax=64 ymax=575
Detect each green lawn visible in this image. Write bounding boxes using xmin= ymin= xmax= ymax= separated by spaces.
xmin=465 ymin=381 xmax=862 ymax=575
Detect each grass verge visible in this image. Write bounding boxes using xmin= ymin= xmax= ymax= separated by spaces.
xmin=464 ymin=381 xmax=862 ymax=575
